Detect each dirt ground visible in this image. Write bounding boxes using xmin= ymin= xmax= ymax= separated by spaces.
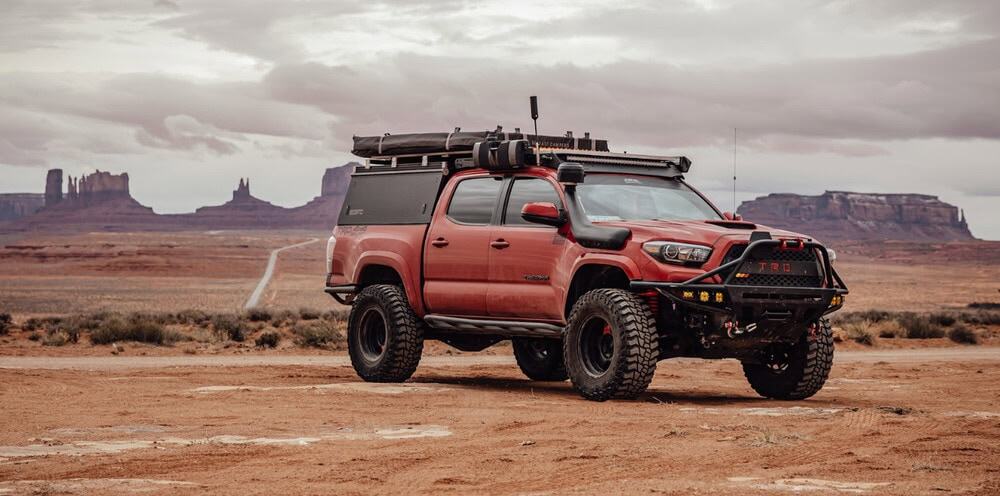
xmin=2 ymin=349 xmax=999 ymax=495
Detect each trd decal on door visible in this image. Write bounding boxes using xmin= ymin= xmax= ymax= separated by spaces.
xmin=523 ymin=274 xmax=550 ymax=281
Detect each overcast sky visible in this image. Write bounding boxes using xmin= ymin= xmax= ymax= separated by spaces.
xmin=1 ymin=0 xmax=998 ymax=238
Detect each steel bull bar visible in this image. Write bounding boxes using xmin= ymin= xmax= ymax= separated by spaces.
xmin=630 ymin=239 xmax=848 ymax=320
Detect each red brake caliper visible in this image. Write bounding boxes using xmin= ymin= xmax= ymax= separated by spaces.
xmin=602 ymin=324 xmax=612 ymax=336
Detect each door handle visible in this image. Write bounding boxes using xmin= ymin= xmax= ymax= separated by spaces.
xmin=490 ymin=239 xmax=510 ymax=249
xmin=431 ymin=238 xmax=449 ymax=247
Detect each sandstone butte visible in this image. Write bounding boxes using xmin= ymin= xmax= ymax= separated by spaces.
xmin=737 ymin=191 xmax=975 ymax=242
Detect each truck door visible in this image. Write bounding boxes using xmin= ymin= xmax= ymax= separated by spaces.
xmin=423 ymin=175 xmax=503 ymax=317
xmin=487 ymin=176 xmax=567 ymax=321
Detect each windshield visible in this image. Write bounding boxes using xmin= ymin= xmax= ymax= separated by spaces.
xmin=576 ymin=174 xmax=722 ymax=222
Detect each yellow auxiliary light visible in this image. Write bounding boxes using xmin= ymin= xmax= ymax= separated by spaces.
xmin=699 ymin=291 xmax=710 ymax=302
xmin=682 ymin=291 xmax=694 ymax=300
xmin=831 ymin=295 xmax=844 ymax=306
xmin=735 ymin=273 xmax=750 ymax=279
xmin=715 ymin=292 xmax=724 ymax=303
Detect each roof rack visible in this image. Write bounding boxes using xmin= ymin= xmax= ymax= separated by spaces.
xmin=351 ymin=131 xmax=691 ymax=177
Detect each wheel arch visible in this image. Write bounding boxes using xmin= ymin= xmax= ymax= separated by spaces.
xmin=563 ymin=257 xmax=641 ymax=318
xmin=352 ymin=252 xmax=423 ymax=314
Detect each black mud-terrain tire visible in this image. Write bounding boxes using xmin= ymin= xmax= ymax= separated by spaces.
xmin=743 ymin=318 xmax=834 ymax=400
xmin=347 ymin=284 xmax=424 ymax=382
xmin=563 ymin=289 xmax=658 ymax=401
xmin=512 ymin=338 xmax=568 ymax=381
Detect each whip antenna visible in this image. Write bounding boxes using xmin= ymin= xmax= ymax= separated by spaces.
xmin=529 ymin=96 xmax=539 ymax=146
xmin=733 ymin=127 xmax=737 ymax=212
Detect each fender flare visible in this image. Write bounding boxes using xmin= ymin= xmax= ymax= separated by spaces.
xmin=352 ymin=251 xmax=424 ymax=315
xmin=562 ymin=254 xmax=644 ymax=314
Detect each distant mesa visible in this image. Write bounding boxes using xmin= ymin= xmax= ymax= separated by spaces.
xmin=1 ymin=163 xmax=357 ymax=231
xmin=0 ymin=193 xmax=45 ymax=222
xmin=737 ymin=191 xmax=975 ymax=242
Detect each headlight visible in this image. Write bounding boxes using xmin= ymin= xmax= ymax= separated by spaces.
xmin=642 ymin=241 xmax=712 ymax=265
xmin=827 ymin=248 xmax=837 ymax=262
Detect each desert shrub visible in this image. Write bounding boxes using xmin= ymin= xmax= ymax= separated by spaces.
xmin=928 ymin=313 xmax=957 ymax=327
xmin=872 ymin=320 xmax=903 ymax=339
xmin=292 ymin=321 xmax=343 ymax=348
xmin=23 ymin=316 xmax=62 ymax=332
xmin=271 ymin=309 xmax=298 ymax=327
xmin=321 ymin=308 xmax=350 ymax=322
xmin=835 ymin=310 xmax=895 ymax=325
xmin=174 ymin=309 xmax=211 ymax=325
xmin=968 ymin=302 xmax=1000 ymax=310
xmin=898 ymin=314 xmax=946 ymax=339
xmin=27 ymin=331 xmax=41 ymax=341
xmin=961 ymin=310 xmax=1000 ymax=326
xmin=843 ymin=321 xmax=876 ymax=346
xmin=42 ymin=331 xmax=71 ymax=346
xmin=0 ymin=312 xmax=12 ymax=335
xmin=90 ymin=316 xmax=178 ymax=345
xmin=211 ymin=314 xmax=246 ymax=342
xmin=298 ymin=307 xmax=322 ymax=321
xmin=947 ymin=324 xmax=979 ymax=345
xmin=255 ymin=331 xmax=281 ymax=348
xmin=245 ymin=308 xmax=273 ymax=323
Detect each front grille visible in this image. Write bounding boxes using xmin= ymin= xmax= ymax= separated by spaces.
xmin=732 ymin=245 xmax=823 ymax=288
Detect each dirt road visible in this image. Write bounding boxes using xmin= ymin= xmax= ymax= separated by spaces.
xmin=3 ymin=347 xmax=999 ymax=495
xmin=244 ymin=237 xmax=319 ymax=309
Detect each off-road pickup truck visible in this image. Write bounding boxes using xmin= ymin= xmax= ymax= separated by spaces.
xmin=325 ymin=129 xmax=847 ymax=401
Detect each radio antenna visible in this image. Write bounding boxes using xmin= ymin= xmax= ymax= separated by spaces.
xmin=732 ymin=127 xmax=737 ymax=212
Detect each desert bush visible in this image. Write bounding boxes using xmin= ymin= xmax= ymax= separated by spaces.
xmin=928 ymin=313 xmax=957 ymax=327
xmin=872 ymin=320 xmax=903 ymax=339
xmin=42 ymin=331 xmax=72 ymax=346
xmin=298 ymin=307 xmax=322 ymax=321
xmin=834 ymin=310 xmax=894 ymax=325
xmin=270 ymin=309 xmax=298 ymax=327
xmin=843 ymin=321 xmax=876 ymax=346
xmin=961 ymin=310 xmax=1000 ymax=326
xmin=968 ymin=302 xmax=1000 ymax=310
xmin=292 ymin=321 xmax=343 ymax=348
xmin=27 ymin=331 xmax=41 ymax=341
xmin=90 ymin=316 xmax=179 ymax=345
xmin=0 ymin=312 xmax=11 ymax=335
xmin=174 ymin=309 xmax=211 ymax=325
xmin=211 ymin=314 xmax=246 ymax=342
xmin=245 ymin=308 xmax=273 ymax=323
xmin=321 ymin=308 xmax=350 ymax=322
xmin=255 ymin=331 xmax=281 ymax=348
xmin=947 ymin=324 xmax=979 ymax=345
xmin=898 ymin=314 xmax=946 ymax=339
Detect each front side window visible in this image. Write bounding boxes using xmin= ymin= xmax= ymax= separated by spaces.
xmin=576 ymin=174 xmax=721 ymax=222
xmin=447 ymin=177 xmax=502 ymax=224
xmin=503 ymin=178 xmax=562 ymax=225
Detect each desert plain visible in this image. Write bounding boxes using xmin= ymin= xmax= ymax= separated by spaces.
xmin=1 ymin=230 xmax=998 ymax=495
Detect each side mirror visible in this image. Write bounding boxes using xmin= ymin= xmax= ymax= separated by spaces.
xmin=557 ymin=162 xmax=585 ymax=184
xmin=521 ymin=202 xmax=566 ymax=227
xmin=723 ymin=211 xmax=743 ymax=221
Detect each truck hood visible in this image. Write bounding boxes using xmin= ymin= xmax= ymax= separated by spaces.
xmin=593 ymin=219 xmax=811 ymax=247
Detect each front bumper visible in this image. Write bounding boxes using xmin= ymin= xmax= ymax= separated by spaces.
xmin=630 ymin=239 xmax=848 ymax=323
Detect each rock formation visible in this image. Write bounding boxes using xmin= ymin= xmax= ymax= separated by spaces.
xmin=190 ymin=177 xmax=288 ymax=227
xmin=0 ymin=194 xmax=45 ymax=221
xmin=5 ymin=163 xmax=355 ymax=231
xmin=737 ymin=191 xmax=975 ymax=242
xmin=44 ymin=169 xmax=63 ymax=207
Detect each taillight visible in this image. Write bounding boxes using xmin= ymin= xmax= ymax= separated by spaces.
xmin=325 ymin=235 xmax=337 ymax=275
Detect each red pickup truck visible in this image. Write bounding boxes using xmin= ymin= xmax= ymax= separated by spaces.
xmin=326 ymin=130 xmax=847 ymax=401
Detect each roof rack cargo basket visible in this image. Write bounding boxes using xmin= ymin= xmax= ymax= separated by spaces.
xmin=352 ymin=130 xmax=609 ymax=158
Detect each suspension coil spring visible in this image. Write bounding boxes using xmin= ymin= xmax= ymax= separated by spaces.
xmin=641 ymin=290 xmax=660 ymax=318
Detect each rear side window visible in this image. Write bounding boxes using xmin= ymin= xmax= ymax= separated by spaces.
xmin=447 ymin=177 xmax=502 ymax=224
xmin=503 ymin=178 xmax=562 ymax=225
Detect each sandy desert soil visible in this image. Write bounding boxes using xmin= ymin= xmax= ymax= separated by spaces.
xmin=1 ymin=350 xmax=999 ymax=495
